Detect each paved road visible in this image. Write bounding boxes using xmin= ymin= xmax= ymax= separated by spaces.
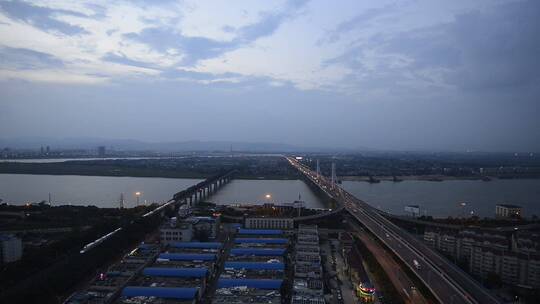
xmin=288 ymin=157 xmax=501 ymax=304
xmin=322 ymin=239 xmax=359 ymax=304
xmin=351 ymin=221 xmax=429 ymax=304
xmin=202 ymin=224 xmax=235 ymax=303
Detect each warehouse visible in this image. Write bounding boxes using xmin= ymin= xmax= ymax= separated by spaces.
xmin=221 ymin=262 xmax=284 ymax=279
xmin=118 ymin=286 xmax=198 ymax=304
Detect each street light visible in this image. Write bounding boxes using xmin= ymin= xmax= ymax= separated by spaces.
xmin=265 ymin=194 xmax=271 ymax=199
xmin=135 ymin=192 xmax=141 ymax=206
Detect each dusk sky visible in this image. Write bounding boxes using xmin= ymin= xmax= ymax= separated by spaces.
xmin=0 ymin=0 xmax=539 ymax=152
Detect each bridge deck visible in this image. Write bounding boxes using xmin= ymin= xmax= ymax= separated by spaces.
xmin=287 ymin=157 xmax=501 ymax=304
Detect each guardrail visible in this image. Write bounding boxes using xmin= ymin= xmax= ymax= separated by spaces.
xmin=288 ymin=157 xmax=499 ymax=304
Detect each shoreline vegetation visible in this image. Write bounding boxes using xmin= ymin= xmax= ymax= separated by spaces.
xmin=0 ymin=162 xmax=536 ymax=181
xmin=340 ymin=175 xmax=523 ymax=182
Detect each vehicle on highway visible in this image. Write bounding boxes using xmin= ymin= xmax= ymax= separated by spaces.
xmin=413 ymin=259 xmax=421 ymax=269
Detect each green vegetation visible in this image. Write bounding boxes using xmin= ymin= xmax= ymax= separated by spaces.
xmin=0 ymin=161 xmax=212 ymax=178
xmin=0 ymin=204 xmax=160 ymax=303
xmin=0 ymin=156 xmax=298 ymax=180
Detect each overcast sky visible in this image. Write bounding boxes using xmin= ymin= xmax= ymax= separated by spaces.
xmin=0 ymin=0 xmax=539 ymax=152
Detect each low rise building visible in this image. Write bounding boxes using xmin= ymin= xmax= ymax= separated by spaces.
xmin=187 ymin=216 xmax=220 ymax=239
xmin=245 ymin=217 xmax=294 ymax=229
xmin=495 ymin=204 xmax=523 ymax=219
xmin=292 ymin=225 xmax=324 ymax=304
xmin=0 ymin=234 xmax=22 ymax=263
xmin=118 ymin=286 xmax=199 ymax=304
xmin=424 ymin=227 xmax=540 ymax=288
xmin=160 ymin=218 xmax=193 ymax=244
xmin=213 ymin=286 xmax=281 ymax=304
xmin=221 ymin=262 xmax=284 ymax=280
xmin=65 ymin=243 xmax=160 ymax=304
xmin=214 ymin=280 xmax=283 ymax=304
xmin=234 ymin=237 xmax=288 ymax=248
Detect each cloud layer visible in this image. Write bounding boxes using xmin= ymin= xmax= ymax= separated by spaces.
xmin=1 ymin=0 xmax=539 ymax=151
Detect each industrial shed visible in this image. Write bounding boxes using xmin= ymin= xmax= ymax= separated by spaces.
xmin=158 ymin=253 xmax=216 ymax=261
xmin=235 ymin=238 xmax=288 ymax=244
xmin=142 ymin=267 xmax=208 ymax=278
xmin=217 ymin=279 xmax=283 ymax=289
xmin=224 ymin=262 xmax=284 ymax=270
xmin=237 ymin=229 xmax=283 ymax=235
xmin=121 ymin=286 xmax=198 ymax=300
xmin=230 ymin=248 xmax=286 ymax=256
xmin=169 ymin=242 xmax=223 ymax=249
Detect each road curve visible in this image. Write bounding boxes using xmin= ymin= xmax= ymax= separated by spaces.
xmin=287 ymin=157 xmax=501 ymax=304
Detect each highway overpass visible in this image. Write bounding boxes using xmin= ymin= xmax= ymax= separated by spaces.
xmin=287 ymin=157 xmax=501 ymax=304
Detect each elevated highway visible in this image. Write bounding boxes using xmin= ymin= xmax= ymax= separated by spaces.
xmin=80 ymin=170 xmax=236 ymax=253
xmin=287 ymin=157 xmax=501 ymax=304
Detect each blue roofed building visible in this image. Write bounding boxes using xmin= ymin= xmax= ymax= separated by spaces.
xmin=228 ymin=248 xmax=285 ymax=263
xmin=234 ymin=238 xmax=288 ymax=246
xmin=118 ymin=286 xmax=198 ymax=304
xmin=213 ymin=286 xmax=281 ymax=304
xmin=237 ymin=229 xmax=283 ymax=236
xmin=230 ymin=248 xmax=285 ymax=256
xmin=167 ymin=242 xmax=223 ymax=254
xmin=158 ymin=253 xmax=216 ymax=261
xmin=217 ymin=279 xmax=283 ymax=289
xmin=221 ymin=262 xmax=284 ymax=280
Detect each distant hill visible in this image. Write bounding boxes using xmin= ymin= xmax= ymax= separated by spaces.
xmin=0 ymin=137 xmax=366 ymax=153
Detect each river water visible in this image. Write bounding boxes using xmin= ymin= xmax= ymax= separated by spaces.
xmin=0 ymin=174 xmax=325 ymax=209
xmin=342 ymin=179 xmax=540 ymax=218
xmin=0 ymin=174 xmax=202 ymax=208
xmin=1 ymin=173 xmax=539 ymax=218
xmin=207 ymin=179 xmax=324 ymax=208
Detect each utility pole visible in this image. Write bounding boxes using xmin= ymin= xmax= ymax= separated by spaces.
xmin=135 ymin=192 xmax=141 ymax=206
xmin=331 ymin=161 xmax=336 ymax=188
xmin=48 ymin=193 xmax=52 ymax=206
xmin=316 ymin=159 xmax=320 ymax=178
xmin=119 ymin=193 xmax=125 ymax=209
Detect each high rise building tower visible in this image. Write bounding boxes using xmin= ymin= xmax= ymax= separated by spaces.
xmin=331 ymin=161 xmax=336 ymax=187
xmin=98 ymin=146 xmax=106 ymax=157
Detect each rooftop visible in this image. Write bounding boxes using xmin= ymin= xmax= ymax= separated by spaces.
xmin=213 ymin=287 xmax=281 ymax=304
xmin=237 ymin=229 xmax=283 ymax=235
xmin=235 ymin=238 xmax=288 ymax=244
xmin=224 ymin=262 xmax=284 ymax=271
xmin=227 ymin=255 xmax=283 ymax=263
xmin=496 ymin=204 xmax=522 ymax=209
xmin=230 ymin=248 xmax=286 ymax=256
xmin=153 ymin=259 xmax=214 ymax=269
xmin=293 ymin=279 xmax=324 ymax=295
xmin=169 ymin=242 xmax=223 ymax=249
xmin=158 ymin=253 xmax=216 ymax=261
xmin=217 ymin=279 xmax=283 ymax=290
xmin=121 ymin=286 xmax=198 ymax=300
xmin=142 ymin=267 xmax=208 ymax=278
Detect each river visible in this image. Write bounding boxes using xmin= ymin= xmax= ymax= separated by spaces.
xmin=0 ymin=174 xmax=202 ymax=208
xmin=342 ymin=179 xmax=540 ymax=218
xmin=0 ymin=174 xmax=325 ymax=209
xmin=207 ymin=179 xmax=324 ymax=208
xmin=1 ymin=174 xmax=539 ymax=218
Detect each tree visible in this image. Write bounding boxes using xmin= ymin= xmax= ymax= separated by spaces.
xmin=193 ymin=228 xmax=210 ymax=242
xmin=485 ymin=272 xmax=502 ymax=288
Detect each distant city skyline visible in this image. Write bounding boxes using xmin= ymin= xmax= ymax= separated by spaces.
xmin=1 ymin=0 xmax=539 ymax=152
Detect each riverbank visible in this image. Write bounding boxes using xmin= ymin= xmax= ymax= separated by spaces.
xmin=0 ymin=162 xmax=295 ymax=180
xmin=340 ymin=175 xmax=538 ymax=182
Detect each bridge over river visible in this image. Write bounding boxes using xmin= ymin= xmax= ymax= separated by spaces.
xmin=287 ymin=156 xmax=501 ymax=304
